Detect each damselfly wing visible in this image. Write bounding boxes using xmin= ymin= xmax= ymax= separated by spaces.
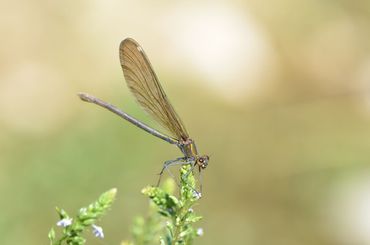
xmin=119 ymin=38 xmax=189 ymax=142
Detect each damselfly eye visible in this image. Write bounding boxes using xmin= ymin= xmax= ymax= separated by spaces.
xmin=198 ymin=155 xmax=209 ymax=169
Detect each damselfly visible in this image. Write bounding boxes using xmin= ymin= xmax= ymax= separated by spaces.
xmin=78 ymin=38 xmax=209 ymax=192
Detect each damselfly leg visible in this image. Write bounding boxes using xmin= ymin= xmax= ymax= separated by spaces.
xmin=157 ymin=156 xmax=201 ymax=196
xmin=157 ymin=157 xmax=194 ymax=186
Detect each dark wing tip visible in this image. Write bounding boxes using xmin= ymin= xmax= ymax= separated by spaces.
xmin=119 ymin=38 xmax=143 ymax=67
xmin=120 ymin=37 xmax=138 ymax=45
xmin=119 ymin=38 xmax=140 ymax=52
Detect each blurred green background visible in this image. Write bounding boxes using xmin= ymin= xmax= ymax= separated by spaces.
xmin=1 ymin=0 xmax=370 ymax=244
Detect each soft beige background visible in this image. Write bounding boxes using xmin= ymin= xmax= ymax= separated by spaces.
xmin=1 ymin=0 xmax=370 ymax=244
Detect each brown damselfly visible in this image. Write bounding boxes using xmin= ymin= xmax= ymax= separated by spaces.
xmin=78 ymin=38 xmax=209 ymax=194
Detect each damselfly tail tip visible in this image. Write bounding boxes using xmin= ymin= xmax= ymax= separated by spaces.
xmin=77 ymin=92 xmax=93 ymax=102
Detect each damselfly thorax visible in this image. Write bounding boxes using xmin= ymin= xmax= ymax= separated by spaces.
xmin=178 ymin=139 xmax=209 ymax=170
xmin=78 ymin=38 xmax=209 ymax=193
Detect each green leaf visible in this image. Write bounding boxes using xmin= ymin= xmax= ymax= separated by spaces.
xmin=142 ymin=186 xmax=179 ymax=217
xmin=186 ymin=215 xmax=202 ymax=223
xmin=162 ymin=178 xmax=176 ymax=194
xmin=98 ymin=188 xmax=117 ymax=206
xmin=48 ymin=227 xmax=55 ymax=243
xmin=56 ymin=207 xmax=69 ymax=219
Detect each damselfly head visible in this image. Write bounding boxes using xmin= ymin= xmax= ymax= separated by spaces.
xmin=198 ymin=155 xmax=209 ymax=169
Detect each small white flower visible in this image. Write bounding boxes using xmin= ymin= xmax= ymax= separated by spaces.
xmin=56 ymin=218 xmax=72 ymax=227
xmin=92 ymin=224 xmax=104 ymax=238
xmin=188 ymin=208 xmax=194 ymax=213
xmin=193 ymin=191 xmax=202 ymax=199
xmin=196 ymin=228 xmax=204 ymax=236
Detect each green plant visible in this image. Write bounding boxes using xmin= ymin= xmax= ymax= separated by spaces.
xmin=130 ymin=165 xmax=203 ymax=245
xmin=48 ymin=188 xmax=117 ymax=245
xmin=49 ymin=165 xmax=203 ymax=245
